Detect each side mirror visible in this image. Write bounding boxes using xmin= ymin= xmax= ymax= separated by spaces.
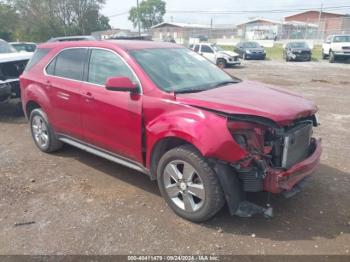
xmin=105 ymin=77 xmax=138 ymax=92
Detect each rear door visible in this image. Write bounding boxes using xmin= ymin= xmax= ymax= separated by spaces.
xmin=80 ymin=48 xmax=143 ymax=162
xmin=45 ymin=48 xmax=88 ymax=139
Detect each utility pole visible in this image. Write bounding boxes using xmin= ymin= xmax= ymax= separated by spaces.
xmin=318 ymin=1 xmax=323 ymax=39
xmin=137 ymin=0 xmax=141 ymax=36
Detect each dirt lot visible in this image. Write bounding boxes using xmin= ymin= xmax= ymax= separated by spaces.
xmin=0 ymin=60 xmax=349 ymax=255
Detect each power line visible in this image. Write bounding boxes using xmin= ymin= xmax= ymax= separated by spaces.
xmin=167 ymin=5 xmax=350 ymax=14
xmin=107 ymin=5 xmax=350 ymax=18
xmin=108 ymin=11 xmax=129 ymax=18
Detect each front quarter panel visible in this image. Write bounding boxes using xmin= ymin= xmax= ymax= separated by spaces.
xmin=144 ymin=96 xmax=248 ymax=168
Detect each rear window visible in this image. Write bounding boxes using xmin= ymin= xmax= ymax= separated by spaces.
xmin=25 ymin=48 xmax=51 ymax=71
xmin=52 ymin=48 xmax=87 ymax=81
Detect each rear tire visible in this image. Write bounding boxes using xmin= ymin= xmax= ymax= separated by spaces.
xmin=30 ymin=108 xmax=63 ymax=153
xmin=157 ymin=145 xmax=225 ymax=222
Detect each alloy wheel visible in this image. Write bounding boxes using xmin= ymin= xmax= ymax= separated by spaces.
xmin=163 ymin=160 xmax=205 ymax=212
xmin=32 ymin=115 xmax=49 ymax=149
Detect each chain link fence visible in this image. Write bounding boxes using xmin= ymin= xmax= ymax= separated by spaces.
xmin=149 ymin=16 xmax=350 ymax=46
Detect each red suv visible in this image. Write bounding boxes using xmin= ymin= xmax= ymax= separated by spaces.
xmin=20 ymin=40 xmax=322 ymax=222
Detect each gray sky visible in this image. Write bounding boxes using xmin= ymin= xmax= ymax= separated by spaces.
xmin=102 ymin=0 xmax=350 ymax=30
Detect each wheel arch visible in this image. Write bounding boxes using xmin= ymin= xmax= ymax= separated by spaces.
xmin=22 ymin=82 xmax=51 ymax=120
xmin=148 ymin=136 xmax=201 ymax=180
xmin=25 ymin=100 xmax=42 ymax=119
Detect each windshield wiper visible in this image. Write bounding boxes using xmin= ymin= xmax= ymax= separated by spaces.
xmin=212 ymin=80 xmax=239 ymax=87
xmin=174 ymin=88 xmax=208 ymax=94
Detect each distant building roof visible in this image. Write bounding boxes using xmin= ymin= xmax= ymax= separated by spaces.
xmin=236 ymin=18 xmax=282 ymax=27
xmin=151 ymin=22 xmax=211 ymax=29
xmin=284 ymin=10 xmax=347 ymax=20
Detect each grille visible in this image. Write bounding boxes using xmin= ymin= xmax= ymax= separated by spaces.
xmin=281 ymin=123 xmax=312 ymax=169
xmin=342 ymin=46 xmax=350 ymax=50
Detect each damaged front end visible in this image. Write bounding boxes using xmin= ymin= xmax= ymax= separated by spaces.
xmin=0 ymin=59 xmax=28 ymax=103
xmin=227 ymin=114 xmax=321 ymax=194
xmin=219 ymin=114 xmax=322 ymax=217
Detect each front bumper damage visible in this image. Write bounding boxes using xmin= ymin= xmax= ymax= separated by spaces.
xmin=0 ymin=79 xmax=21 ymax=103
xmin=216 ymin=115 xmax=322 ymax=218
xmin=226 ymin=57 xmax=241 ymax=66
xmin=264 ymin=138 xmax=322 ymax=194
xmin=0 ymin=80 xmax=13 ymax=102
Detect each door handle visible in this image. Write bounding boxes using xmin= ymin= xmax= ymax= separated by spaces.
xmin=82 ymin=92 xmax=94 ymax=100
xmin=46 ymin=80 xmax=52 ymax=88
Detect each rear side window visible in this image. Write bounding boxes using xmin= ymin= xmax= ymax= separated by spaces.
xmin=25 ymin=48 xmax=51 ymax=71
xmin=53 ymin=48 xmax=87 ymax=81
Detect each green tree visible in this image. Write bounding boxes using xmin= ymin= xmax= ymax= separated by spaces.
xmin=0 ymin=2 xmax=19 ymax=41
xmin=129 ymin=0 xmax=166 ymax=31
xmin=8 ymin=0 xmax=111 ymax=42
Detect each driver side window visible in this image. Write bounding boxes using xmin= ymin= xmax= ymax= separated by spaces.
xmin=201 ymin=45 xmax=214 ymax=53
xmin=88 ymin=49 xmax=136 ymax=86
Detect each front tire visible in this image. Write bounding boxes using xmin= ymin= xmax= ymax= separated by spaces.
xmin=216 ymin=59 xmax=226 ymax=69
xmin=157 ymin=145 xmax=225 ymax=222
xmin=322 ymin=50 xmax=327 ymax=59
xmin=30 ymin=108 xmax=63 ymax=153
xmin=329 ymin=51 xmax=335 ymax=63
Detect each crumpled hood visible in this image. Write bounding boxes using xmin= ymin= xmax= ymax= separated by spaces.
xmin=0 ymin=52 xmax=32 ymax=63
xmin=218 ymin=50 xmax=239 ymax=57
xmin=176 ymin=80 xmax=317 ymax=126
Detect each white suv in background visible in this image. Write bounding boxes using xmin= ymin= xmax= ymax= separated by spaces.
xmin=192 ymin=43 xmax=240 ymax=68
xmin=322 ymin=35 xmax=350 ymax=63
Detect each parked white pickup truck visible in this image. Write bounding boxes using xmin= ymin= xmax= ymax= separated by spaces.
xmin=322 ymin=35 xmax=350 ymax=63
xmin=192 ymin=43 xmax=240 ymax=68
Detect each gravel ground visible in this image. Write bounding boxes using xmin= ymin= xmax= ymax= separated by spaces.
xmin=0 ymin=60 xmax=349 ymax=255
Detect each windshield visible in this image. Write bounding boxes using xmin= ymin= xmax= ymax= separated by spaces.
xmin=0 ymin=40 xmax=17 ymax=54
xmin=130 ymin=48 xmax=235 ymax=93
xmin=333 ymin=35 xmax=350 ymax=43
xmin=212 ymin=45 xmax=225 ymax=52
xmin=12 ymin=43 xmax=36 ymax=52
xmin=288 ymin=42 xmax=309 ymax=48
xmin=242 ymin=42 xmax=260 ymax=48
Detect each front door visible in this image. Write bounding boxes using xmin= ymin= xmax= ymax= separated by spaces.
xmin=80 ymin=48 xmax=143 ymax=163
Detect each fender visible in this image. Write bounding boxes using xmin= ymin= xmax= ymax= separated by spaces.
xmin=145 ymin=103 xmax=248 ymax=169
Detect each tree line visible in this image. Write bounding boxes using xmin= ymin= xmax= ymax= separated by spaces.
xmin=0 ymin=0 xmax=167 ymax=43
xmin=0 ymin=0 xmax=111 ymax=42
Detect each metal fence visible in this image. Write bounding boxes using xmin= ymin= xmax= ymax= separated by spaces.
xmin=281 ymin=17 xmax=350 ymax=40
xmin=149 ymin=16 xmax=350 ymax=45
